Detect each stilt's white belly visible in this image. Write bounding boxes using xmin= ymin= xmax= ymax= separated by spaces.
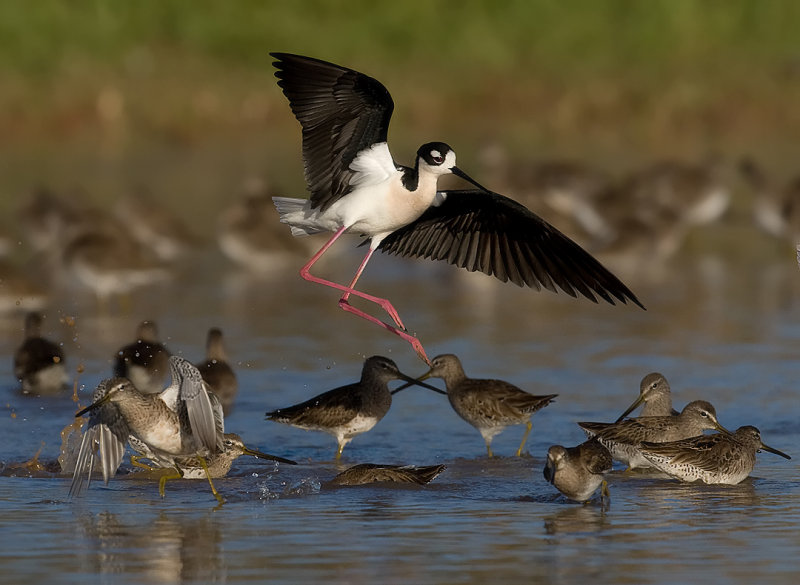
xmin=277 ymin=173 xmax=436 ymax=240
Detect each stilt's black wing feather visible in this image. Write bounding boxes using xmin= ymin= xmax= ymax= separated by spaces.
xmin=376 ymin=189 xmax=644 ymax=308
xmin=271 ymin=53 xmax=394 ymax=212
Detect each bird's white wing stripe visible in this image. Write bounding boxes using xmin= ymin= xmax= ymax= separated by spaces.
xmin=349 ymin=143 xmax=395 ymax=187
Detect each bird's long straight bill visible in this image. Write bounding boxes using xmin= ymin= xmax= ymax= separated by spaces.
xmin=391 ymin=372 xmax=446 ymax=395
xmin=450 ymin=166 xmax=490 ymax=193
xmin=242 ymin=446 xmax=298 ymax=465
xmin=614 ymin=394 xmax=646 ymax=423
xmin=760 ymin=442 xmax=791 ymax=460
xmin=75 ymin=395 xmax=110 ymax=417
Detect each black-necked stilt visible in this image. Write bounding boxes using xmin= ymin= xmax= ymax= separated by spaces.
xmin=270 ymin=53 xmax=643 ymax=363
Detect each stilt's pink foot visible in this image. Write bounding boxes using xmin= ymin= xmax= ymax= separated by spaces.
xmin=408 ymin=337 xmax=431 ymax=366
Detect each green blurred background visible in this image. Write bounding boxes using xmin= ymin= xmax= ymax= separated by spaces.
xmin=1 ymin=0 xmax=799 ymax=225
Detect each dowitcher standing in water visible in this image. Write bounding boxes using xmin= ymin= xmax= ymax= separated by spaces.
xmin=614 ymin=372 xmax=678 ymax=422
xmin=405 ymin=354 xmax=557 ymax=457
xmin=113 ymin=320 xmax=171 ymax=394
xmin=72 ymin=357 xmax=294 ymax=503
xmin=195 ymin=327 xmax=238 ymax=415
xmin=544 ymin=439 xmax=612 ymax=503
xmin=266 ymin=355 xmax=443 ymax=460
xmin=579 ymin=400 xmax=730 ymax=470
xmin=640 ymin=425 xmax=790 ymax=484
xmin=13 ymin=311 xmax=68 ymax=395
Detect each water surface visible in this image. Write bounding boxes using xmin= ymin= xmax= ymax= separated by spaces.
xmin=1 ymin=222 xmax=799 ymax=584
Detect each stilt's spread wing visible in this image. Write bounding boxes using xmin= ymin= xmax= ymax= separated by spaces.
xmin=272 ymin=53 xmax=395 ymax=212
xmin=376 ymin=189 xmax=644 ymax=308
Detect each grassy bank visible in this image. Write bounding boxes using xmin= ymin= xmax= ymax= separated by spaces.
xmin=1 ymin=0 xmax=799 ymax=216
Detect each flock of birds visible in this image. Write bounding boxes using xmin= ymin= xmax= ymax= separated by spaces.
xmin=3 ymin=52 xmax=796 ymax=504
xmin=10 ymin=311 xmax=793 ymax=504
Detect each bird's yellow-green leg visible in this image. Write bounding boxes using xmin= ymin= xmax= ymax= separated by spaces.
xmin=130 ymin=455 xmax=155 ymax=471
xmin=516 ymin=421 xmax=533 ymax=457
xmin=485 ymin=442 xmax=494 ymax=458
xmin=601 ymin=480 xmax=610 ymax=503
xmin=198 ymin=456 xmax=225 ymax=506
xmin=158 ymin=467 xmax=184 ymax=498
xmin=335 ymin=443 xmax=344 ymax=461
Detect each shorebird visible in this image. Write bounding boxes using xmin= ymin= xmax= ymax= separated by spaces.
xmin=195 ymin=327 xmax=238 ymax=415
xmin=270 ymin=53 xmax=643 ymax=363
xmin=739 ymin=157 xmax=800 ymax=243
xmin=218 ymin=182 xmax=314 ymax=272
xmin=0 ymin=259 xmax=47 ymax=314
xmin=614 ymin=372 xmax=678 ymax=422
xmin=114 ymin=188 xmax=200 ymax=262
xmin=579 ymin=400 xmax=730 ymax=470
xmin=402 ymin=353 xmax=557 ymax=457
xmin=327 ymin=463 xmax=447 ymax=486
xmin=640 ymin=425 xmax=791 ymax=485
xmin=544 ymin=439 xmax=612 ymax=503
xmin=71 ymin=357 xmax=294 ymax=503
xmin=13 ymin=311 xmax=68 ymax=395
xmin=113 ymin=320 xmax=171 ymax=394
xmin=266 ymin=355 xmax=443 ymax=460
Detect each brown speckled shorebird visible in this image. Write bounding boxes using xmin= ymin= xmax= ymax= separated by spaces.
xmin=170 ymin=432 xmax=296 ymax=479
xmin=328 ymin=463 xmax=447 ymax=486
xmin=266 ymin=355 xmax=443 ymax=460
xmin=13 ymin=311 xmax=68 ymax=395
xmin=113 ymin=320 xmax=171 ymax=394
xmin=195 ymin=327 xmax=238 ymax=416
xmin=579 ymin=400 xmax=730 ymax=470
xmin=71 ymin=357 xmax=294 ymax=503
xmin=407 ymin=354 xmax=557 ymax=457
xmin=640 ymin=425 xmax=790 ymax=485
xmin=544 ymin=439 xmax=612 ymax=503
xmin=614 ymin=372 xmax=678 ymax=422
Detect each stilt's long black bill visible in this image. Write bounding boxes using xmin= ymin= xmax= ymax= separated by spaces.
xmin=451 ymin=166 xmax=491 ymax=193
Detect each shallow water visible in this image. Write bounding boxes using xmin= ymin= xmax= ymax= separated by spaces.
xmin=1 ymin=235 xmax=800 ymax=584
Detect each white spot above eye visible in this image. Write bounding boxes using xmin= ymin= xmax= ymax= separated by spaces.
xmin=431 ymin=150 xmax=441 ymax=159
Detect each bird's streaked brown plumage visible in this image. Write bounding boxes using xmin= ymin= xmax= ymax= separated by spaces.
xmin=579 ymin=400 xmax=730 ymax=470
xmin=640 ymin=425 xmax=790 ymax=484
xmin=412 ymin=354 xmax=556 ymax=457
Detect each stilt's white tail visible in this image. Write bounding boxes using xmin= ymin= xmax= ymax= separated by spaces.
xmin=272 ymin=197 xmax=323 ymax=237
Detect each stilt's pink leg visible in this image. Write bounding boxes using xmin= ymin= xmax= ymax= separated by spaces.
xmin=338 ymin=248 xmax=405 ymax=330
xmin=300 ymin=227 xmax=405 ymax=329
xmin=299 ymin=227 xmax=430 ymax=364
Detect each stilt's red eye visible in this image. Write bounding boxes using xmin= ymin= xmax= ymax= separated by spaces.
xmin=430 ymin=150 xmax=444 ymax=164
